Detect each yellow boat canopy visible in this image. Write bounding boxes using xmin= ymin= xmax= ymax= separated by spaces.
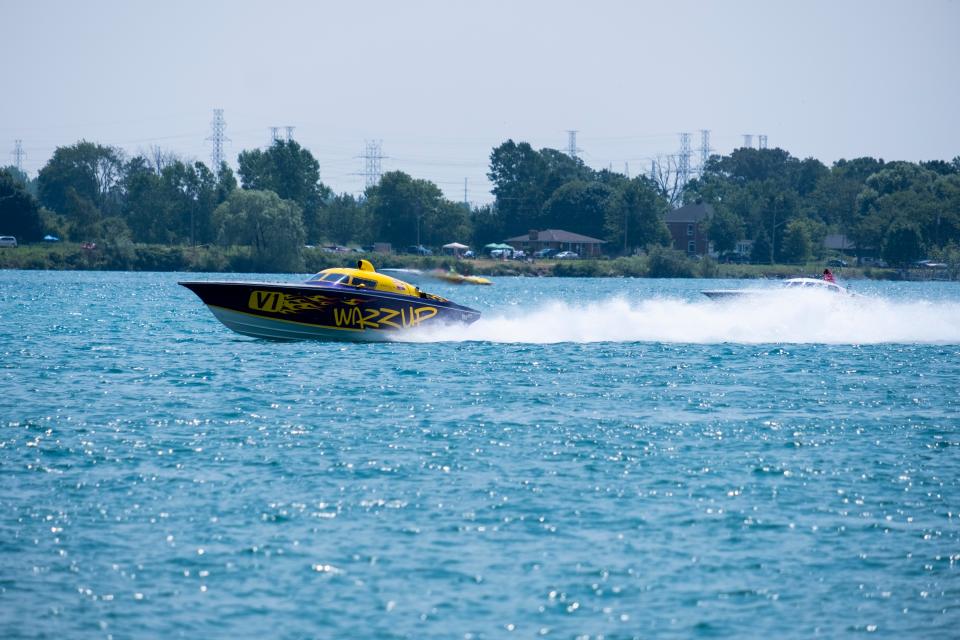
xmin=306 ymin=260 xmax=424 ymax=297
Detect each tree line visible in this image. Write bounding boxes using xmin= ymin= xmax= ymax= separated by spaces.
xmin=2 ymin=137 xmax=958 ymax=271
xmin=687 ymin=149 xmax=960 ymax=266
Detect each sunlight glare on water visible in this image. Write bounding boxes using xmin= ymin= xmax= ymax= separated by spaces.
xmin=1 ymin=271 xmax=959 ymax=639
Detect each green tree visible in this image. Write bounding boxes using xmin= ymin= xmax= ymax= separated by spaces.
xmin=164 ymin=160 xmax=235 ymax=245
xmin=605 ymin=177 xmax=671 ymax=253
xmin=469 ymin=203 xmax=505 ymax=248
xmin=853 ymin=162 xmax=944 ymax=252
xmin=708 ymin=147 xmax=799 ymax=185
xmin=214 ymin=190 xmax=305 ymax=271
xmin=121 ymin=156 xmax=172 ymax=243
xmin=237 ymin=140 xmax=331 ymax=241
xmin=645 ymin=245 xmax=695 ymax=278
xmin=487 ymin=140 xmax=548 ymax=236
xmin=703 ymin=206 xmax=744 ymax=254
xmin=65 ymin=188 xmax=103 ymax=240
xmin=0 ymin=169 xmax=45 ymax=242
xmin=364 ymin=171 xmax=459 ymax=248
xmin=882 ymin=221 xmax=925 ymax=266
xmin=781 ymin=218 xmax=813 ymax=263
xmin=487 ymin=140 xmax=592 ymax=237
xmin=1 ymin=165 xmax=34 ymax=194
xmin=121 ymin=157 xmax=235 ymax=244
xmin=750 ymin=229 xmax=772 ymax=264
xmin=38 ymin=141 xmax=124 ymax=217
xmin=430 ymin=201 xmax=472 ymax=247
xmin=756 ymin=185 xmax=799 ymax=262
xmin=932 ymin=173 xmax=960 ymax=247
xmin=542 ymin=180 xmax=616 ymax=240
xmin=322 ymin=193 xmax=373 ymax=245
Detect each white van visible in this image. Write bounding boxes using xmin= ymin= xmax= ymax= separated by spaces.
xmin=0 ymin=236 xmax=17 ymax=248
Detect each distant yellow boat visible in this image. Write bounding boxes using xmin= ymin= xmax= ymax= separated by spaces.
xmin=433 ymin=270 xmax=493 ymax=286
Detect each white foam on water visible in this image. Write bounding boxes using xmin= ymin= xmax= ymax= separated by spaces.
xmin=398 ymin=291 xmax=960 ymax=344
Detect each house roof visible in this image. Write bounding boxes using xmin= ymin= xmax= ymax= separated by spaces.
xmin=505 ymin=229 xmax=606 ymax=244
xmin=823 ymin=234 xmax=856 ymax=250
xmin=664 ymin=203 xmax=715 ymax=223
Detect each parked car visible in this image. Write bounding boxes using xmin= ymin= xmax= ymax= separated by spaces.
xmin=406 ymin=245 xmax=433 ymax=256
xmin=0 ymin=236 xmax=17 ymax=248
xmin=462 ymin=250 xmax=475 ymax=259
xmin=719 ymin=251 xmax=749 ymax=264
xmin=510 ymin=249 xmax=526 ymax=259
xmin=533 ymin=247 xmax=556 ymax=258
xmin=555 ymin=251 xmax=579 ymax=260
xmin=827 ymin=258 xmax=848 ymax=267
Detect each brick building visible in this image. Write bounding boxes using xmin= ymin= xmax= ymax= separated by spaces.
xmin=665 ymin=203 xmax=714 ymax=255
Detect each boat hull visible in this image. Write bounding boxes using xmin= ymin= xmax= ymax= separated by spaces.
xmin=702 ymin=278 xmax=855 ymax=300
xmin=701 ymin=289 xmax=766 ymax=300
xmin=180 ymin=281 xmax=480 ymax=341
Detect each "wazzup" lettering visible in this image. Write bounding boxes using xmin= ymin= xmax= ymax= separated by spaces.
xmin=332 ymin=305 xmax=437 ymax=329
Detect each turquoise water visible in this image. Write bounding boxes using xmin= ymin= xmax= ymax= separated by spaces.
xmin=2 ymin=270 xmax=959 ymax=638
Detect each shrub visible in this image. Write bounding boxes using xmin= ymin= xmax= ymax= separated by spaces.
xmin=646 ymin=246 xmax=695 ymax=278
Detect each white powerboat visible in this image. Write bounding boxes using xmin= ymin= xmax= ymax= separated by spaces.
xmin=702 ymin=277 xmax=855 ymax=300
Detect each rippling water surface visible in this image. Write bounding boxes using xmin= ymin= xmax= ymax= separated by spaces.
xmin=2 ymin=270 xmax=959 ymax=638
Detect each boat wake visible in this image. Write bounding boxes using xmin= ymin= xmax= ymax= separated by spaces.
xmin=397 ymin=291 xmax=960 ymax=344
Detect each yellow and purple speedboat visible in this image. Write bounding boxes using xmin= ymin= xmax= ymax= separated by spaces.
xmin=180 ymin=260 xmax=480 ymax=341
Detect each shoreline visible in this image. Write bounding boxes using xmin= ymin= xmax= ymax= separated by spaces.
xmin=0 ymin=242 xmax=948 ymax=281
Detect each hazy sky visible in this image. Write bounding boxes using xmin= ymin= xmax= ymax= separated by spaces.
xmin=3 ymin=0 xmax=958 ymax=203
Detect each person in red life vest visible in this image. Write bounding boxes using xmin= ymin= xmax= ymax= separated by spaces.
xmin=823 ymin=268 xmax=835 ymax=283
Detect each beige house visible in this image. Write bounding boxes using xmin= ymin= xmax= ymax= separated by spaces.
xmin=505 ymin=229 xmax=606 ymax=257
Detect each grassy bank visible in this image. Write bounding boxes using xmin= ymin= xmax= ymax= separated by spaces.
xmin=0 ymin=241 xmax=910 ymax=280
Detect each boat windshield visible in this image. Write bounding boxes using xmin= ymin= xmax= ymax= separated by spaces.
xmin=350 ymin=277 xmax=377 ymax=289
xmin=306 ymin=272 xmax=380 ymax=289
xmin=307 ymin=272 xmax=349 ymax=284
xmin=784 ymin=279 xmax=842 ymax=292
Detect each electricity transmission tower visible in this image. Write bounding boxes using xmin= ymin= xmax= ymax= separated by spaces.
xmin=206 ymin=109 xmax=228 ymax=172
xmin=269 ymin=126 xmax=296 ymax=144
xmin=360 ymin=140 xmax=384 ymax=189
xmin=566 ymin=130 xmax=581 ymax=159
xmin=698 ymin=129 xmax=711 ymax=174
xmin=758 ymin=134 xmax=768 ymax=149
xmin=11 ymin=139 xmax=25 ymax=172
xmin=677 ymin=132 xmax=692 ymax=184
xmin=742 ymin=134 xmax=754 ymax=149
